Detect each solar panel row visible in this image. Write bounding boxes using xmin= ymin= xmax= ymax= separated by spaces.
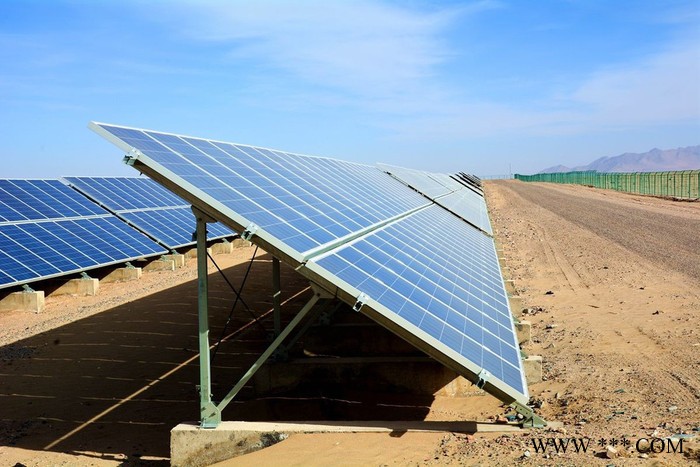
xmin=376 ymin=164 xmax=492 ymax=235
xmin=0 ymin=180 xmax=166 ymax=289
xmin=91 ymin=122 xmax=528 ymax=405
xmin=66 ymin=177 xmax=233 ymax=249
xmin=95 ymin=125 xmax=431 ymax=255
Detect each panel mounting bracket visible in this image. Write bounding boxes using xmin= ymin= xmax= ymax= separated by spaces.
xmin=80 ymin=272 xmax=93 ymax=280
xmin=122 ymin=148 xmax=142 ymax=166
xmin=476 ymin=369 xmax=491 ymax=389
xmin=511 ymin=401 xmax=547 ymax=428
xmin=241 ymin=223 xmax=259 ymax=241
xmin=353 ymin=292 xmax=369 ymax=312
xmin=22 ymin=284 xmax=35 ymax=293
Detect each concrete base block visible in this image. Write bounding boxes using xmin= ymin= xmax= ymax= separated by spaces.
xmin=102 ymin=267 xmax=142 ymax=283
xmin=143 ymin=259 xmax=175 ymax=272
xmin=0 ymin=290 xmax=45 ymax=313
xmin=501 ymin=266 xmax=511 ymax=279
xmin=163 ymin=253 xmax=186 ymax=268
xmin=509 ymin=296 xmax=523 ymax=315
xmin=504 ymin=280 xmax=516 ymax=296
xmin=515 ymin=320 xmax=531 ymax=345
xmin=171 ymin=423 xmax=265 ymax=467
xmin=171 ymin=420 xmax=526 ymax=466
xmin=210 ymin=241 xmax=233 ymax=255
xmin=52 ymin=278 xmax=99 ymax=297
xmin=523 ymin=355 xmax=542 ymax=385
xmin=231 ymin=238 xmax=252 ymax=248
xmin=498 ymin=256 xmax=507 ymax=269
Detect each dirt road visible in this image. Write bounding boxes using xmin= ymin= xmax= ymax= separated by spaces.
xmin=1 ymin=180 xmax=699 ymax=466
xmin=504 ymin=181 xmax=700 ymax=282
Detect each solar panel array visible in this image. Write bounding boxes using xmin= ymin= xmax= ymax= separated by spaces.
xmin=91 ymin=122 xmax=528 ymax=406
xmin=0 ymin=179 xmax=166 ymax=289
xmin=377 ymin=164 xmax=492 ymax=235
xmin=65 ymin=177 xmax=233 ymax=250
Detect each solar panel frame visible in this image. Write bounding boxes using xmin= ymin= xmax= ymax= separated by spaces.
xmin=90 ymin=122 xmax=529 ymax=406
xmin=0 ymin=179 xmax=167 ymax=289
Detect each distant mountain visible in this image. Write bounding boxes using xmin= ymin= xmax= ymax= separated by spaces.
xmin=540 ymin=145 xmax=700 ymax=173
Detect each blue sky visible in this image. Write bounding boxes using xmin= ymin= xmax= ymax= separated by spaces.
xmin=1 ymin=0 xmax=698 ymax=177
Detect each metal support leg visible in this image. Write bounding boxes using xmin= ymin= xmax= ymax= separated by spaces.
xmin=193 ymin=208 xmax=220 ymax=428
xmin=215 ymin=286 xmax=330 ymax=415
xmin=272 ymin=257 xmax=281 ymax=337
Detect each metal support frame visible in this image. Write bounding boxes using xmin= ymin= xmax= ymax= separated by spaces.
xmin=511 ymin=401 xmax=547 ymax=428
xmin=193 ymin=207 xmax=220 ymax=427
xmin=214 ymin=286 xmax=329 ymax=418
xmin=272 ymin=257 xmax=281 ymax=337
xmin=192 ymin=208 xmax=331 ymax=428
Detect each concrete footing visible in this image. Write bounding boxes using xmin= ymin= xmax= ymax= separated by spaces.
xmin=101 ymin=267 xmax=142 ymax=283
xmin=51 ymin=278 xmax=99 ymax=297
xmin=523 ymin=355 xmax=543 ymax=384
xmin=210 ymin=241 xmax=233 ymax=255
xmin=0 ymin=290 xmax=45 ymax=313
xmin=515 ymin=320 xmax=531 ymax=345
xmin=508 ymin=295 xmax=523 ymax=315
xmin=143 ymin=258 xmax=176 ymax=272
xmin=171 ymin=420 xmax=525 ymax=466
xmin=163 ymin=253 xmax=186 ymax=268
xmin=231 ymin=238 xmax=251 ymax=248
xmin=504 ymin=280 xmax=516 ymax=296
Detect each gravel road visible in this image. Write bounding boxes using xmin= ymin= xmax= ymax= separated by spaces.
xmin=504 ymin=181 xmax=700 ymax=283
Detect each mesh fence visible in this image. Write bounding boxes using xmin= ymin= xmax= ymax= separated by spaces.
xmin=514 ymin=170 xmax=700 ymax=199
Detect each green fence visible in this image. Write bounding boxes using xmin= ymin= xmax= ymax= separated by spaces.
xmin=514 ymin=170 xmax=700 ymax=199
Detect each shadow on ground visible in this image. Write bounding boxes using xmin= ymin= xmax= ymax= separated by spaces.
xmin=0 ymin=252 xmax=439 ymax=464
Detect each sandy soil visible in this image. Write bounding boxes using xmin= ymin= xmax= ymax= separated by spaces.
xmin=1 ymin=180 xmax=699 ymax=466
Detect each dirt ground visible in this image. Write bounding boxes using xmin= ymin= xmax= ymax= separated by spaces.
xmin=1 ymin=180 xmax=699 ymax=466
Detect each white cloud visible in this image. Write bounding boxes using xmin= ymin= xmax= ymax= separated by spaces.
xmin=158 ymin=1 xmax=497 ymax=101
xmin=570 ymin=40 xmax=700 ymax=125
xmin=145 ymin=1 xmax=699 ymax=142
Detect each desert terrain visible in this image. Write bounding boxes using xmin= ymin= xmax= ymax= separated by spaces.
xmin=1 ymin=180 xmax=699 ymax=466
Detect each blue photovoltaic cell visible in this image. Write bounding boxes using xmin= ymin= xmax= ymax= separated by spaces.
xmin=437 ymin=190 xmax=493 ymax=236
xmin=376 ymin=164 xmax=492 ymax=234
xmin=376 ymin=164 xmax=453 ymax=198
xmin=0 ymin=179 xmax=166 ymax=289
xmin=0 ymin=179 xmax=104 ymax=222
xmin=65 ymin=177 xmax=234 ymax=249
xmin=91 ymin=122 xmax=527 ymax=403
xmin=92 ymin=125 xmax=430 ymax=254
xmin=428 ymin=173 xmax=468 ymax=192
xmin=314 ymin=205 xmax=523 ymax=393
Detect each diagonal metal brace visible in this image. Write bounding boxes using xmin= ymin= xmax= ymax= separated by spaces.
xmin=211 ymin=284 xmax=332 ymax=420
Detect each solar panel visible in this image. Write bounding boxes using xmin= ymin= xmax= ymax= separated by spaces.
xmin=310 ymin=205 xmax=523 ymax=395
xmin=376 ymin=163 xmax=453 ymax=198
xmin=376 ymin=164 xmax=492 ymax=235
xmin=65 ymin=177 xmax=234 ymax=250
xmin=92 ymin=124 xmax=431 ymax=257
xmin=0 ymin=179 xmax=166 ymax=289
xmin=90 ymin=122 xmax=528 ymax=406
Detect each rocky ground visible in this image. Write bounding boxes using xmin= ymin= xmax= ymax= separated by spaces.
xmin=1 ymin=180 xmax=699 ymax=466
